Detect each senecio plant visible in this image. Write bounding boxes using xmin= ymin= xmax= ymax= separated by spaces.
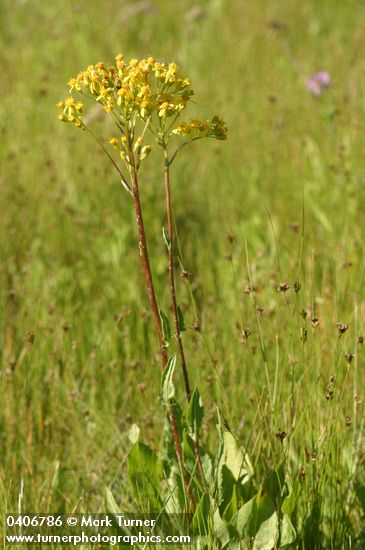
xmin=57 ymin=55 xmax=225 ymax=394
xmin=57 ymin=54 xmax=226 ymax=509
xmin=57 ymin=56 xmax=296 ymax=548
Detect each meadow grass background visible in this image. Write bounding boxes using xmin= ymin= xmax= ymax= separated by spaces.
xmin=1 ymin=0 xmax=365 ymax=547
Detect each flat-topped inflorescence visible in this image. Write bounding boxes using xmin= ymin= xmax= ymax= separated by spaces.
xmin=57 ymin=54 xmax=227 ymax=172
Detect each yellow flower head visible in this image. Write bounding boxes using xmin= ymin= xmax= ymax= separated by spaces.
xmin=108 ymin=137 xmax=119 ymax=150
xmin=158 ymin=101 xmax=170 ymax=118
xmin=165 ymin=63 xmax=178 ymax=83
xmin=68 ymin=78 xmax=81 ymax=92
xmin=57 ymin=96 xmax=84 ymax=128
xmin=65 ymin=97 xmax=75 ymax=108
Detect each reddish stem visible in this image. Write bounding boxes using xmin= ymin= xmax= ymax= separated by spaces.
xmin=128 ymin=148 xmax=196 ymax=512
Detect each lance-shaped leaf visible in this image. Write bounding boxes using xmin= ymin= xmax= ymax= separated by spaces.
xmin=160 ymin=355 xmax=176 ymax=406
xmin=186 ymin=387 xmax=204 ymax=433
xmin=159 ymin=309 xmax=171 ymax=345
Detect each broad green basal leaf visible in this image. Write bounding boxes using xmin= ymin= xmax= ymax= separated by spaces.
xmin=219 ymin=430 xmax=254 ymax=484
xmin=127 ymin=441 xmax=163 ymax=511
xmin=280 ymin=514 xmax=296 ymax=547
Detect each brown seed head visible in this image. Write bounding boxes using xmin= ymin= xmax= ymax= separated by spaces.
xmin=275 ymin=428 xmax=287 ymax=442
xmin=337 ymin=322 xmax=349 ymax=335
xmin=244 ymin=283 xmax=255 ymax=295
xmin=25 ymin=331 xmax=35 ymax=345
xmin=277 ymin=281 xmax=290 ymax=292
xmin=294 ymin=281 xmax=301 ymax=293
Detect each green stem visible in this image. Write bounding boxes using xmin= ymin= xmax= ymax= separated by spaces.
xmin=163 ymin=146 xmax=207 ymax=491
xmin=163 ymin=147 xmax=191 ymax=401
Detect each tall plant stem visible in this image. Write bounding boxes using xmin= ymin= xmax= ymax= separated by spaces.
xmin=163 ymin=149 xmax=191 ymax=402
xmin=130 ymin=167 xmax=167 ymax=369
xmin=163 ymin=148 xmax=207 ymax=491
xmin=128 ymin=149 xmax=196 ymax=512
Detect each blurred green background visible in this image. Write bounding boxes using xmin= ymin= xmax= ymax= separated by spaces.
xmin=1 ymin=0 xmax=364 ymax=538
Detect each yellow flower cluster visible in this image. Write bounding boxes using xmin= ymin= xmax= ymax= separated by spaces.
xmin=172 ymin=116 xmax=227 ymax=140
xmin=63 ymin=55 xmax=193 ymax=119
xmin=56 ymin=54 xmax=227 ymax=163
xmin=56 ymin=97 xmax=84 ymax=127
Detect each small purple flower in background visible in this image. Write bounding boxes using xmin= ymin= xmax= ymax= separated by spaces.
xmin=306 ymin=71 xmax=331 ymax=96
